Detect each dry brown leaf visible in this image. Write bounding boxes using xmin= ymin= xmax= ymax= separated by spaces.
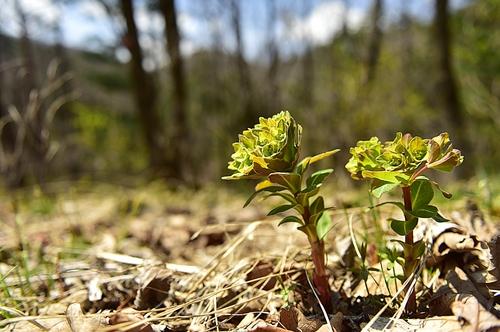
xmin=47 ymin=303 xmax=107 ymax=332
xmin=279 ymin=307 xmax=324 ymax=332
xmin=134 ymin=267 xmax=172 ymax=310
xmin=316 ymin=312 xmax=343 ymax=332
xmin=109 ymin=307 xmax=154 ymax=332
xmin=451 ymin=296 xmax=500 ymax=332
xmin=246 ymin=261 xmax=277 ymax=291
xmin=430 ymin=267 xmax=499 ymax=320
xmin=490 ymin=235 xmax=500 ymax=280
xmin=362 ymin=316 xmax=463 ymax=331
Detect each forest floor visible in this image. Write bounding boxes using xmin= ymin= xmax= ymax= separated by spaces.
xmin=0 ymin=177 xmax=499 ymax=331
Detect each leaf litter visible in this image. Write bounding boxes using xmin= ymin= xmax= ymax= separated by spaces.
xmin=0 ymin=183 xmax=498 ymax=331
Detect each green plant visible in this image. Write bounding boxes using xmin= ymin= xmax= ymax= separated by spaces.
xmin=223 ymin=111 xmax=339 ymax=309
xmin=345 ymin=132 xmax=463 ymax=313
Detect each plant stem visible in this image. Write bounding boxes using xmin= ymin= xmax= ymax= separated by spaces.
xmin=302 ymin=206 xmax=332 ymax=311
xmin=402 ymin=186 xmax=417 ymax=314
xmin=310 ymin=236 xmax=332 ymax=311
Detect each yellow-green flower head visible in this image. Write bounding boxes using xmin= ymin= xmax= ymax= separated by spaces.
xmin=346 ymin=132 xmax=463 ymax=183
xmin=223 ymin=111 xmax=302 ymax=180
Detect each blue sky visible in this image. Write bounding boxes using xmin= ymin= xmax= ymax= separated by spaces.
xmin=1 ymin=0 xmax=469 ymax=64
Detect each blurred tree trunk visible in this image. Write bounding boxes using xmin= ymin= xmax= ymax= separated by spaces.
xmin=0 ymin=33 xmax=15 ymax=156
xmin=14 ymin=2 xmax=37 ymax=108
xmin=230 ymin=0 xmax=256 ymax=129
xmin=266 ymin=0 xmax=280 ymax=113
xmin=365 ymin=0 xmax=383 ymax=85
xmin=434 ymin=0 xmax=468 ymax=151
xmin=159 ymin=0 xmax=189 ymax=182
xmin=53 ymin=23 xmax=73 ymax=104
xmin=120 ymin=0 xmax=169 ymax=174
xmin=302 ymin=46 xmax=314 ymax=108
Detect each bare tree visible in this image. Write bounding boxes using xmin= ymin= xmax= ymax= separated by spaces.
xmin=159 ymin=0 xmax=190 ymax=182
xmin=119 ymin=0 xmax=170 ymax=174
xmin=300 ymin=0 xmax=314 ymax=110
xmin=434 ymin=0 xmax=467 ymax=143
xmin=266 ymin=0 xmax=281 ymax=113
xmin=14 ymin=2 xmax=38 ymax=108
xmin=0 ymin=32 xmax=16 ymax=162
xmin=230 ymin=0 xmax=256 ymax=129
xmin=365 ymin=0 xmax=383 ymax=85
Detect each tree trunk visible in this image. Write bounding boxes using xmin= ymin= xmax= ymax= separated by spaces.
xmin=0 ymin=33 xmax=16 ymax=157
xmin=159 ymin=0 xmax=189 ymax=182
xmin=266 ymin=0 xmax=280 ymax=114
xmin=15 ymin=1 xmax=37 ymax=102
xmin=119 ymin=0 xmax=169 ymax=175
xmin=230 ymin=0 xmax=256 ymax=129
xmin=365 ymin=0 xmax=383 ymax=85
xmin=434 ymin=0 xmax=470 ymax=164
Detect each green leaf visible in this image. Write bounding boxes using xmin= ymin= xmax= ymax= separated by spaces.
xmin=316 ymin=212 xmax=334 ymax=240
xmin=373 ymin=201 xmax=406 ymax=214
xmin=243 ymin=184 xmax=287 ymax=207
xmin=278 ymin=215 xmax=303 ymax=227
xmin=371 ymin=182 xmax=399 ymax=198
xmin=266 ymin=192 xmax=297 ymax=205
xmin=390 ymin=218 xmax=418 ymax=236
xmin=410 ymin=205 xmax=438 ymax=218
xmin=410 ymin=180 xmax=434 ymax=210
xmin=296 ymin=188 xmax=320 ymax=206
xmin=361 ymin=170 xmax=409 ymax=184
xmin=305 ymin=169 xmax=333 ymax=190
xmin=267 ymin=204 xmax=297 ymax=216
xmin=309 ymin=149 xmax=340 ymax=164
xmin=295 ymin=157 xmax=311 ymax=175
xmin=432 ymin=212 xmax=449 ymax=223
xmin=268 ymin=172 xmax=302 ymax=193
xmin=295 ymin=150 xmax=340 ymax=176
xmin=429 ymin=180 xmax=452 ymax=199
xmin=310 ymin=196 xmax=325 ymax=216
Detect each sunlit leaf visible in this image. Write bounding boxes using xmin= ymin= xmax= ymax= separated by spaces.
xmin=410 ymin=180 xmax=434 ymax=210
xmin=371 ymin=181 xmax=399 ymax=198
xmin=305 ymin=169 xmax=333 ymax=191
xmin=316 ymin=212 xmax=334 ymax=240
xmin=361 ymin=170 xmax=409 ymax=184
xmin=309 ymin=149 xmax=340 ymax=164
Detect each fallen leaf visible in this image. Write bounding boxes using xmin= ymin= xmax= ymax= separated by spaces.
xmin=109 ymin=307 xmax=154 ymax=332
xmin=451 ymin=296 xmax=500 ymax=332
xmin=134 ymin=267 xmax=172 ymax=310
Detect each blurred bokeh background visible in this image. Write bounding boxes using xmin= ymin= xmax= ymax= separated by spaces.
xmin=0 ymin=0 xmax=498 ymax=189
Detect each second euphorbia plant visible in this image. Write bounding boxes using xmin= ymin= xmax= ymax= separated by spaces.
xmin=346 ymin=132 xmax=463 ymax=313
xmin=223 ymin=111 xmax=339 ymax=310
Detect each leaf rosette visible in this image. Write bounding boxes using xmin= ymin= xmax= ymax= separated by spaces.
xmin=345 ymin=132 xmax=463 ymax=185
xmin=222 ymin=111 xmax=302 ymax=180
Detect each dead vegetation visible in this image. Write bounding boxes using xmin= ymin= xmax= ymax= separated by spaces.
xmin=0 ymin=181 xmax=498 ymax=331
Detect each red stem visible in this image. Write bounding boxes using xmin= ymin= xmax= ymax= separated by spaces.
xmin=310 ymin=237 xmax=332 ymax=311
xmin=402 ymin=186 xmax=417 ymax=314
xmin=302 ymin=206 xmax=332 ymax=311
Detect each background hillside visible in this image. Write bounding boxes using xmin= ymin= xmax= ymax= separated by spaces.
xmin=0 ymin=0 xmax=499 ymax=187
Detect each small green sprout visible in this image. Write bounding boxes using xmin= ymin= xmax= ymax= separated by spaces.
xmin=223 ymin=111 xmax=339 ymax=310
xmin=346 ymin=132 xmax=463 ymax=313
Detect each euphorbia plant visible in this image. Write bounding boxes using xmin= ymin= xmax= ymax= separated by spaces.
xmin=345 ymin=132 xmax=463 ymax=313
xmin=223 ymin=111 xmax=339 ymax=310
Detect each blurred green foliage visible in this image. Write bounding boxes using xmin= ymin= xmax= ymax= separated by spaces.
xmin=71 ymin=102 xmax=147 ymax=172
